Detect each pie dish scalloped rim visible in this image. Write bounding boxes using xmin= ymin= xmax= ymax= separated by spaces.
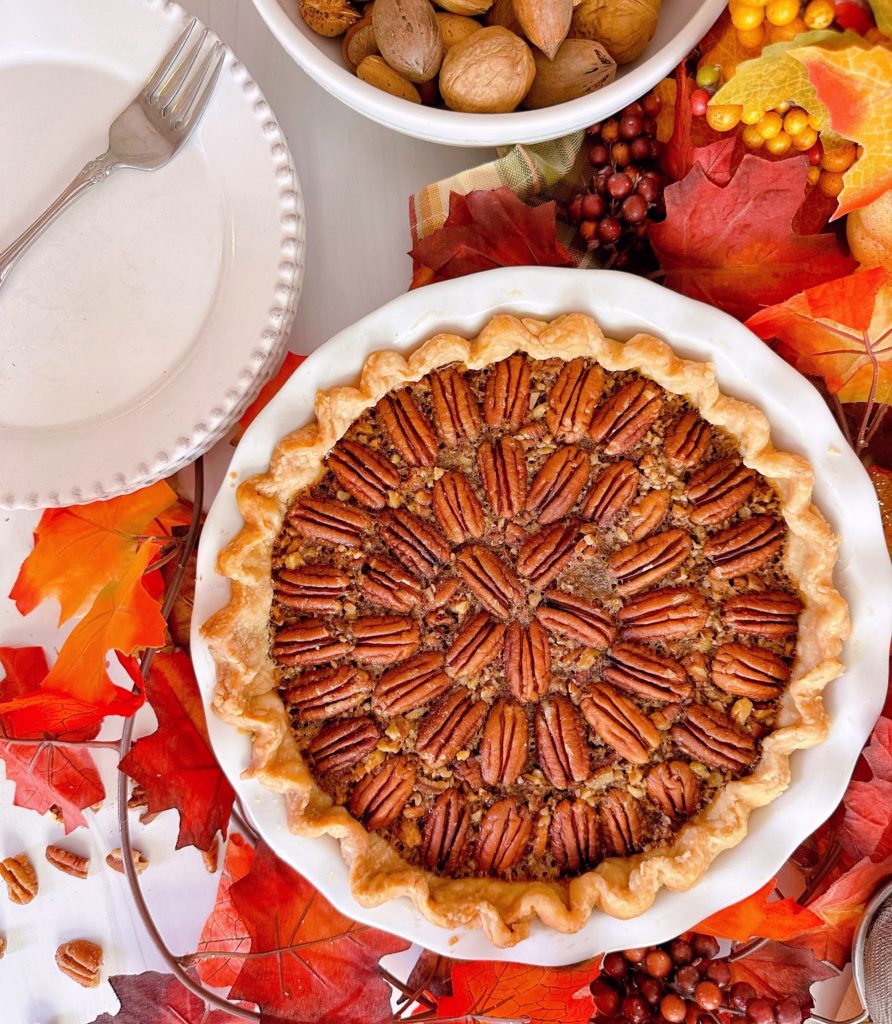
xmin=191 ymin=267 xmax=892 ymax=964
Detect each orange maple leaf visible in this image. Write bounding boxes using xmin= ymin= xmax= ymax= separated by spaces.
xmin=694 ymin=876 xmax=822 ymax=942
xmin=746 ymin=266 xmax=892 ymax=405
xmin=0 ymin=542 xmax=164 ymax=733
xmin=791 ymin=41 xmax=892 ymax=218
xmin=10 ymin=480 xmax=186 ymax=625
xmin=231 ymin=351 xmax=305 ymax=443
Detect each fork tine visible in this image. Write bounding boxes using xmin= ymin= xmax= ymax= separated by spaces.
xmin=174 ymin=44 xmax=225 ymax=136
xmin=154 ymin=27 xmax=209 ymax=111
xmin=143 ymin=18 xmax=196 ymax=99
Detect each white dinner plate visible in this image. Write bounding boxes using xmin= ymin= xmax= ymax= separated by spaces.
xmin=0 ymin=0 xmax=304 ymax=509
xmin=191 ymin=267 xmax=892 ymax=964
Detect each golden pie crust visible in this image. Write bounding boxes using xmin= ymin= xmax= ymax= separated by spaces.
xmin=202 ymin=313 xmax=849 ymax=947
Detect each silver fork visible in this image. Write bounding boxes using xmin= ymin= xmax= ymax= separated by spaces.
xmin=0 ymin=19 xmax=224 ymax=288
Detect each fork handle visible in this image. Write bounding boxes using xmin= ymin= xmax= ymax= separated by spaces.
xmin=0 ymin=150 xmax=117 ymax=288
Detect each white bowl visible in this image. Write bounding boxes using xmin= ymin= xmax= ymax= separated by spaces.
xmin=192 ymin=267 xmax=892 ymax=963
xmin=250 ymin=0 xmax=727 ymax=147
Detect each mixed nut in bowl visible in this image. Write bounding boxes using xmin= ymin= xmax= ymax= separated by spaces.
xmin=250 ymin=0 xmax=728 ymax=145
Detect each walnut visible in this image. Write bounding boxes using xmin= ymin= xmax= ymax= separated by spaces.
xmin=570 ymin=0 xmax=661 ymax=65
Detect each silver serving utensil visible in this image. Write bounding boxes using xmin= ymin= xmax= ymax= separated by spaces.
xmin=0 ymin=19 xmax=224 ymax=288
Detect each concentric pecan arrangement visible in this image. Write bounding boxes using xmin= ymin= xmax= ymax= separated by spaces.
xmin=269 ymin=354 xmax=801 ymax=882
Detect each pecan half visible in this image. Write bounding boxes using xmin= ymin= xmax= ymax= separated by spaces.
xmin=665 ymin=411 xmax=711 ymax=469
xmin=516 ymin=520 xmax=579 ymax=588
xmin=286 ymin=665 xmax=372 ymax=720
xmin=480 ymin=699 xmax=529 ymax=786
xmin=581 ymin=460 xmax=640 ymax=525
xmin=484 ymin=354 xmax=531 ymax=430
xmin=671 ymin=705 xmax=756 ymax=770
xmin=477 ymin=436 xmax=527 ymax=519
xmin=430 ymin=366 xmax=482 ymax=445
xmin=456 ymin=545 xmax=525 ymax=619
xmin=446 ymin=613 xmax=506 ymax=678
xmin=380 ymin=508 xmax=451 ymax=579
xmin=603 ymin=643 xmax=691 ymax=703
xmin=327 ymin=439 xmax=401 ymax=509
xmin=629 ymin=489 xmax=670 ymax=540
xmin=306 ymin=716 xmax=380 ymax=774
xmin=535 ymin=589 xmax=615 ymax=649
xmin=598 ymin=790 xmax=645 ymax=856
xmin=352 ymin=615 xmax=420 ymax=665
xmin=415 ymin=690 xmax=487 ymax=768
xmin=377 ymin=388 xmax=438 ymax=467
xmin=45 ymin=845 xmax=89 ymax=880
xmin=608 ymin=529 xmax=693 ymax=595
xmin=0 ymin=854 xmax=37 ymax=904
xmin=580 ymin=684 xmax=660 ymax=764
xmin=711 ymin=642 xmax=790 ymax=700
xmin=105 ymin=848 xmax=149 ymax=875
xmin=476 ymin=798 xmax=532 ymax=874
xmin=288 ymin=497 xmax=370 ymax=547
xmin=703 ymin=516 xmax=785 ymax=578
xmin=535 ymin=695 xmax=590 ymax=787
xmin=646 ymin=761 xmax=701 ymax=818
xmin=272 ymin=619 xmax=351 ymax=668
xmin=361 ymin=555 xmax=423 ymax=612
xmin=546 ymin=358 xmax=604 ymax=441
xmin=589 ymin=379 xmax=663 ymax=456
xmin=722 ymin=591 xmax=802 ymax=637
xmin=56 ymin=939 xmax=102 ymax=988
xmin=684 ymin=459 xmax=757 ymax=526
xmin=432 ymin=471 xmax=485 ymax=543
xmin=426 ymin=576 xmax=461 ymax=610
xmin=526 ymin=446 xmax=590 ymax=524
xmin=549 ymin=800 xmax=599 ymax=874
xmin=421 ymin=789 xmax=473 ymax=874
xmin=617 ymin=587 xmax=710 ymax=641
xmin=504 ymin=620 xmax=551 ymax=702
xmin=373 ymin=652 xmax=452 ymax=714
xmin=274 ymin=564 xmax=349 ymax=613
xmin=349 ymin=755 xmax=415 ymax=829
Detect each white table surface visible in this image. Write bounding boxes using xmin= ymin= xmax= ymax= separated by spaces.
xmin=0 ymin=2 xmax=854 ymax=1021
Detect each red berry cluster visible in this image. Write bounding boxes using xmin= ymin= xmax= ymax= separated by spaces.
xmin=564 ymin=93 xmax=668 ymax=272
xmin=590 ymin=934 xmax=805 ymax=1024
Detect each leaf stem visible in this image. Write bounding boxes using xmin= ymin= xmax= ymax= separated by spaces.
xmin=0 ymin=737 xmax=122 ymax=750
xmin=864 ymin=402 xmax=888 ymax=446
xmin=829 ymin=392 xmax=855 ymax=448
xmin=854 ymin=333 xmax=880 ymax=452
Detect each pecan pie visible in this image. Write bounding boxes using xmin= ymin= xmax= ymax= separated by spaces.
xmin=204 ymin=313 xmax=848 ymax=946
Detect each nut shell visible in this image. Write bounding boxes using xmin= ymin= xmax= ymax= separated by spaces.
xmin=570 ymin=0 xmax=661 ymax=65
xmin=524 ymin=38 xmax=616 ymax=109
xmin=514 ymin=0 xmax=573 ymax=61
xmin=440 ymin=26 xmax=535 ymax=113
xmin=373 ymin=0 xmax=443 ymax=82
xmin=299 ymin=0 xmax=362 ymax=37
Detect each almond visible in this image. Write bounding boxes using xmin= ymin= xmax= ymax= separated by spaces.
xmin=373 ymin=0 xmax=443 ymax=83
xmin=440 ymin=26 xmax=535 ymax=113
xmin=343 ymin=17 xmax=378 ymax=71
xmin=299 ymin=0 xmax=362 ymax=37
xmin=357 ymin=54 xmax=422 ymax=102
xmin=513 ymin=0 xmax=572 ymax=60
xmin=524 ymin=38 xmax=615 ymax=109
xmin=436 ymin=11 xmax=482 ymax=47
xmin=436 ymin=0 xmax=493 ymax=12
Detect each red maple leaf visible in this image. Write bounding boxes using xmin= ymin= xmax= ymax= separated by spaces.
xmin=728 ymin=941 xmax=836 ymax=1005
xmin=436 ymin=961 xmax=598 ymax=1024
xmin=649 ymin=154 xmax=858 ymax=320
xmin=0 ymin=646 xmax=105 ymax=832
xmin=119 ymin=651 xmax=234 ymax=852
xmin=409 ymin=187 xmax=573 ymax=289
xmin=694 ymin=877 xmax=822 ymax=942
xmin=226 ymin=842 xmax=409 ymax=1023
xmin=195 ymin=834 xmax=255 ymax=990
xmin=87 ymin=971 xmax=244 ymax=1023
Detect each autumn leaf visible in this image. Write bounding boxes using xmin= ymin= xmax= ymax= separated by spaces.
xmin=869 ymin=0 xmax=892 ymax=34
xmin=841 ymin=715 xmax=892 ymax=860
xmin=792 ymin=41 xmax=892 ymax=216
xmin=410 ymin=187 xmax=573 ymax=289
xmin=226 ymin=841 xmax=408 ymax=1022
xmin=695 ymin=877 xmax=822 ymax=942
xmin=195 ymin=834 xmax=254 ymax=989
xmin=746 ymin=266 xmax=892 ymax=405
xmin=0 ymin=646 xmax=105 ymax=832
xmin=437 ymin=961 xmax=598 ymax=1024
xmin=650 ymin=154 xmax=858 ymax=320
xmin=0 ymin=541 xmax=163 ymax=733
xmin=119 ymin=651 xmax=234 ymax=852
xmin=405 ymin=950 xmax=455 ymax=1004
xmin=728 ymin=941 xmax=837 ymax=1005
xmin=88 ymin=971 xmax=244 ymax=1023
xmin=699 ymin=8 xmax=764 ymax=73
xmin=10 ymin=480 xmax=186 ymax=625
xmin=232 ymin=351 xmax=306 ymax=444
